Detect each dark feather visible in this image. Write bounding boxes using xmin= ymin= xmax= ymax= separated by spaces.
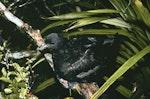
xmin=45 ymin=33 xmax=120 ymax=82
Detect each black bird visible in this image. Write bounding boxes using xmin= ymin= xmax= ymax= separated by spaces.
xmin=42 ymin=33 xmax=120 ymax=84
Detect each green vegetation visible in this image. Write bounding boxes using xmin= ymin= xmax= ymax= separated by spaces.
xmin=1 ymin=0 xmax=150 ymax=98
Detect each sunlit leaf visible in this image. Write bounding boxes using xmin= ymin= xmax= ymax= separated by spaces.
xmin=65 ymin=17 xmax=107 ymax=31
xmin=2 ymin=67 xmax=7 ymax=77
xmin=134 ymin=0 xmax=150 ymax=27
xmin=15 ymin=76 xmax=22 ymax=83
xmin=7 ymin=71 xmax=17 ymax=77
xmin=100 ymin=17 xmax=131 ymax=28
xmin=20 ymin=88 xmax=27 ymax=98
xmin=10 ymin=63 xmax=21 ymax=72
xmin=44 ymin=9 xmax=118 ymax=20
xmin=0 ymin=77 xmax=12 ymax=83
xmin=4 ymin=88 xmax=12 ymax=94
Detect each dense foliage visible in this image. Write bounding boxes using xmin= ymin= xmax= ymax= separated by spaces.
xmin=1 ymin=0 xmax=150 ymax=99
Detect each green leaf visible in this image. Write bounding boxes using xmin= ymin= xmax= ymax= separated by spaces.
xmin=20 ymin=88 xmax=27 ymax=98
xmin=2 ymin=67 xmax=7 ymax=77
xmin=116 ymin=85 xmax=132 ymax=98
xmin=109 ymin=0 xmax=127 ymax=19
xmin=44 ymin=9 xmax=118 ymax=20
xmin=4 ymin=88 xmax=12 ymax=94
xmin=65 ymin=17 xmax=107 ymax=31
xmin=32 ymin=58 xmax=45 ymax=68
xmin=10 ymin=63 xmax=22 ymax=72
xmin=63 ymin=29 xmax=133 ymax=39
xmin=0 ymin=46 xmax=4 ymax=51
xmin=134 ymin=0 xmax=150 ymax=27
xmin=110 ymin=0 xmax=136 ymax=20
xmin=33 ymin=78 xmax=55 ymax=93
xmin=124 ymin=41 xmax=139 ymax=54
xmin=7 ymin=71 xmax=17 ymax=77
xmin=116 ymin=56 xmax=127 ymax=64
xmin=91 ymin=45 xmax=150 ymax=99
xmin=52 ymin=2 xmax=67 ymax=7
xmin=41 ymin=20 xmax=73 ymax=34
xmin=0 ymin=77 xmax=12 ymax=83
xmin=119 ymin=51 xmax=132 ymax=59
xmin=100 ymin=17 xmax=131 ymax=28
xmin=120 ymin=44 xmax=133 ymax=57
xmin=18 ymin=82 xmax=26 ymax=88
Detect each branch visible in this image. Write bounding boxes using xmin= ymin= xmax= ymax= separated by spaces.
xmin=0 ymin=1 xmax=54 ymax=67
xmin=0 ymin=1 xmax=56 ymax=70
xmin=6 ymin=50 xmax=40 ymax=59
xmin=0 ymin=2 xmax=44 ymax=46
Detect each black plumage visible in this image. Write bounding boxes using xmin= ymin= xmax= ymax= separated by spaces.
xmin=44 ymin=33 xmax=120 ymax=82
